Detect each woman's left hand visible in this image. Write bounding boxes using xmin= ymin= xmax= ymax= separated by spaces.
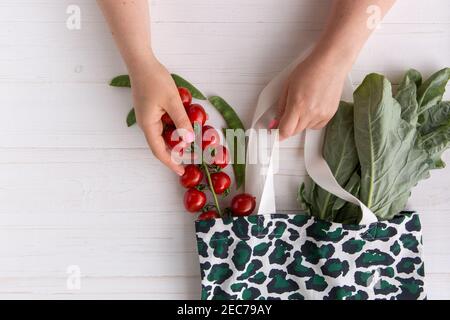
xmin=275 ymin=51 xmax=351 ymax=140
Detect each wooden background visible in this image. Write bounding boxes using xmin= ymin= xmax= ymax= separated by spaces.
xmin=0 ymin=0 xmax=449 ymax=299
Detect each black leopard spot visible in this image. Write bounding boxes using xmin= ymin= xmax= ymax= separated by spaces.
xmin=288 ymin=292 xmax=305 ymax=300
xmin=373 ymin=224 xmax=397 ymax=240
xmin=405 ymin=214 xmax=421 ymax=232
xmin=199 ymin=261 xmax=211 ymax=279
xmin=268 ymin=221 xmax=288 ymax=240
xmin=196 ymin=219 xmax=216 ymax=233
xmin=355 ymin=249 xmax=395 ymax=267
xmin=231 ymin=219 xmax=249 ymax=239
xmin=396 ymin=257 xmax=422 ymax=274
xmin=242 ymin=287 xmax=261 ymax=300
xmin=211 ymin=286 xmax=237 ymax=300
xmin=400 ymin=234 xmax=420 ymax=253
xmin=390 ymin=241 xmax=401 ymax=256
xmin=394 ymin=277 xmax=424 ymax=300
xmin=267 ymin=269 xmax=299 ymax=294
xmin=324 ymin=286 xmax=356 ymax=300
xmin=237 ymin=260 xmax=263 ymax=281
xmin=321 ymin=258 xmax=350 ymax=278
xmin=306 ymin=221 xmax=348 ymax=242
xmin=197 ymin=238 xmax=208 ymax=258
xmin=301 ymin=240 xmax=335 ymax=264
xmin=347 ymin=290 xmax=369 ymax=300
xmin=288 ymin=228 xmax=301 ymax=241
xmin=342 ymin=238 xmax=365 ymax=254
xmin=417 ymin=263 xmax=425 ymax=277
xmin=253 ymin=242 xmax=271 ymax=256
xmin=230 ymin=282 xmax=247 ymax=292
xmin=268 ymin=239 xmax=293 ymax=265
xmin=380 ymin=267 xmax=395 ymax=278
xmin=286 ymin=251 xmax=314 ymax=278
xmin=210 ymin=231 xmax=233 ymax=258
xmin=207 ymin=263 xmax=233 ymax=284
xmin=354 ymin=271 xmax=373 ymax=287
xmin=288 ymin=214 xmax=310 ymax=227
xmin=232 ymin=241 xmax=252 ymax=271
xmin=201 ymin=285 xmax=212 ymax=300
xmin=305 ymin=274 xmax=328 ymax=292
xmin=374 ymin=279 xmax=399 ymax=295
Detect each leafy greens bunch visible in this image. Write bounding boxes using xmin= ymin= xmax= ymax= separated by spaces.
xmin=300 ymin=68 xmax=450 ymax=224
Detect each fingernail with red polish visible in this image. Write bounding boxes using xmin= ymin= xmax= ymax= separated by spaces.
xmin=268 ymin=119 xmax=279 ymax=129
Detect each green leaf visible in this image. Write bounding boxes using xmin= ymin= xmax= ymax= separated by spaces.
xmin=171 ymin=74 xmax=206 ymax=100
xmin=419 ymin=101 xmax=450 ymax=135
xmin=353 ymin=73 xmax=430 ymax=220
xmin=303 ymin=102 xmax=360 ymax=221
xmin=110 ymin=75 xmax=131 ymax=87
xmin=417 ymin=68 xmax=450 ymax=114
xmin=126 ymin=108 xmax=136 ymax=127
xmin=331 ymin=169 xmax=361 ymax=217
xmin=395 ymin=69 xmax=421 ymax=125
xmin=208 ymin=96 xmax=246 ymax=190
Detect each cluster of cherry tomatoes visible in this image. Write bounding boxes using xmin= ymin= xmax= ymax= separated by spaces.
xmin=162 ymin=87 xmax=256 ymax=220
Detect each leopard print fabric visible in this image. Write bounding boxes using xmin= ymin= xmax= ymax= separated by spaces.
xmin=196 ymin=212 xmax=425 ymax=300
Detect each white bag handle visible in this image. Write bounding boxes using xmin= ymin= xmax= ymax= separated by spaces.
xmin=245 ymin=48 xmax=378 ymax=225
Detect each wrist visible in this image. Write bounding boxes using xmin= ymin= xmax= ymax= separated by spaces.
xmin=310 ymin=40 xmax=358 ymax=74
xmin=125 ymin=48 xmax=159 ymax=76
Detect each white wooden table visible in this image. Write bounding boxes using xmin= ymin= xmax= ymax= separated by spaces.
xmin=0 ymin=0 xmax=449 ymax=299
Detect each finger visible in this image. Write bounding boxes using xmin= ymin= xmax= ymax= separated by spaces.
xmin=143 ymin=123 xmax=185 ymax=176
xmin=294 ymin=116 xmax=313 ymax=135
xmin=311 ymin=119 xmax=329 ymax=130
xmin=278 ymin=107 xmax=300 ymax=141
xmin=166 ymin=102 xmax=194 ymax=143
xmin=276 ymin=83 xmax=289 ymax=120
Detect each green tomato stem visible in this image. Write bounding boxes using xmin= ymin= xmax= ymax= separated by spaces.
xmin=202 ymin=163 xmax=222 ymax=217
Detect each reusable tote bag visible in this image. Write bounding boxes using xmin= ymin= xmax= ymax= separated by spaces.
xmin=195 ymin=50 xmax=426 ymax=300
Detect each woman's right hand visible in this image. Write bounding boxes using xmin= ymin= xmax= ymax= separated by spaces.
xmin=130 ymin=55 xmax=194 ymax=176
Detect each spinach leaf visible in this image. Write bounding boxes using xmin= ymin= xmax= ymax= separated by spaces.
xmin=353 ymin=73 xmax=431 ymax=220
xmin=395 ymin=69 xmax=421 ymax=125
xmin=417 ymin=68 xmax=450 ymax=114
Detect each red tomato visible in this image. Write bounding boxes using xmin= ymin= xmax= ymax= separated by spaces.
xmin=202 ymin=125 xmax=220 ymax=150
xmin=186 ymin=104 xmax=207 ymax=126
xmin=231 ymin=193 xmax=256 ymax=216
xmin=161 ymin=112 xmax=174 ymax=126
xmin=210 ymin=145 xmax=229 ymax=168
xmin=184 ymin=188 xmax=207 ymax=213
xmin=198 ymin=210 xmax=219 ymax=221
xmin=210 ymin=172 xmax=231 ymax=194
xmin=163 ymin=126 xmax=182 ymax=149
xmin=178 ymin=87 xmax=192 ymax=108
xmin=180 ymin=165 xmax=204 ymax=188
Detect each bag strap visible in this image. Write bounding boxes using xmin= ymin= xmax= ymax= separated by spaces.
xmin=245 ymin=48 xmax=378 ymax=225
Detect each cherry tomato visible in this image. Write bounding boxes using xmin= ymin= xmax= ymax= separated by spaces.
xmin=209 ymin=145 xmax=229 ymax=168
xmin=202 ymin=125 xmax=220 ymax=150
xmin=163 ymin=126 xmax=182 ymax=149
xmin=161 ymin=112 xmax=174 ymax=126
xmin=178 ymin=87 xmax=192 ymax=108
xmin=180 ymin=165 xmax=204 ymax=188
xmin=186 ymin=104 xmax=207 ymax=126
xmin=198 ymin=210 xmax=220 ymax=221
xmin=210 ymin=172 xmax=231 ymax=194
xmin=184 ymin=188 xmax=207 ymax=213
xmin=231 ymin=193 xmax=256 ymax=216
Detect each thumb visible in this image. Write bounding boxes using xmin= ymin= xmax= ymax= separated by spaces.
xmin=270 ymin=83 xmax=289 ymax=129
xmin=166 ymin=103 xmax=195 ymax=143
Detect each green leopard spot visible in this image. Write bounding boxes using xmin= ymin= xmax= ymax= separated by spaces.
xmin=342 ymin=239 xmax=365 ymax=254
xmin=249 ymin=272 xmax=267 ymax=285
xmin=197 ymin=239 xmax=208 ymax=258
xmin=301 ymin=241 xmax=335 ymax=264
xmin=324 ymin=286 xmax=356 ymax=300
xmin=201 ymin=286 xmax=211 ymax=300
xmin=395 ymin=277 xmax=424 ymax=300
xmin=251 ymin=224 xmax=265 ymax=237
xmin=242 ymin=287 xmax=261 ymax=300
xmin=374 ymin=280 xmax=398 ymax=295
xmin=347 ymin=291 xmax=369 ymax=300
xmin=230 ymin=283 xmax=247 ymax=292
xmin=405 ymin=214 xmax=421 ymax=232
xmin=237 ymin=260 xmax=263 ymax=280
xmin=289 ymin=214 xmax=309 ymax=227
xmin=321 ymin=258 xmax=349 ymax=278
xmin=390 ymin=241 xmax=401 ymax=256
xmin=288 ymin=292 xmax=305 ymax=300
xmin=396 ymin=257 xmax=421 ymax=274
xmin=267 ymin=270 xmax=299 ymax=294
xmin=286 ymin=252 xmax=314 ymax=278
xmin=354 ymin=271 xmax=373 ymax=287
xmin=212 ymin=286 xmax=237 ymax=300
xmin=306 ymin=222 xmax=348 ymax=242
xmin=207 ymin=263 xmax=233 ymax=284
xmin=272 ymin=222 xmax=287 ymax=238
xmin=232 ymin=241 xmax=252 ymax=271
xmin=355 ymin=249 xmax=395 ymax=267
xmin=380 ymin=267 xmax=395 ymax=278
xmin=196 ymin=219 xmax=215 ymax=233
xmin=231 ymin=219 xmax=249 ymax=239
xmin=373 ymin=225 xmax=397 ymax=239
xmin=268 ymin=239 xmax=293 ymax=265
xmin=417 ymin=263 xmax=425 ymax=277
xmin=400 ymin=234 xmax=420 ymax=253
xmin=247 ymin=215 xmax=259 ymax=224
xmin=254 ymin=242 xmax=271 ymax=256
xmin=305 ymin=274 xmax=328 ymax=292
xmin=210 ymin=231 xmax=233 ymax=258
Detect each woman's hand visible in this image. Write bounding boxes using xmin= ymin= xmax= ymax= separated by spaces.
xmin=130 ymin=55 xmax=194 ymax=176
xmin=276 ymin=51 xmax=349 ymax=140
